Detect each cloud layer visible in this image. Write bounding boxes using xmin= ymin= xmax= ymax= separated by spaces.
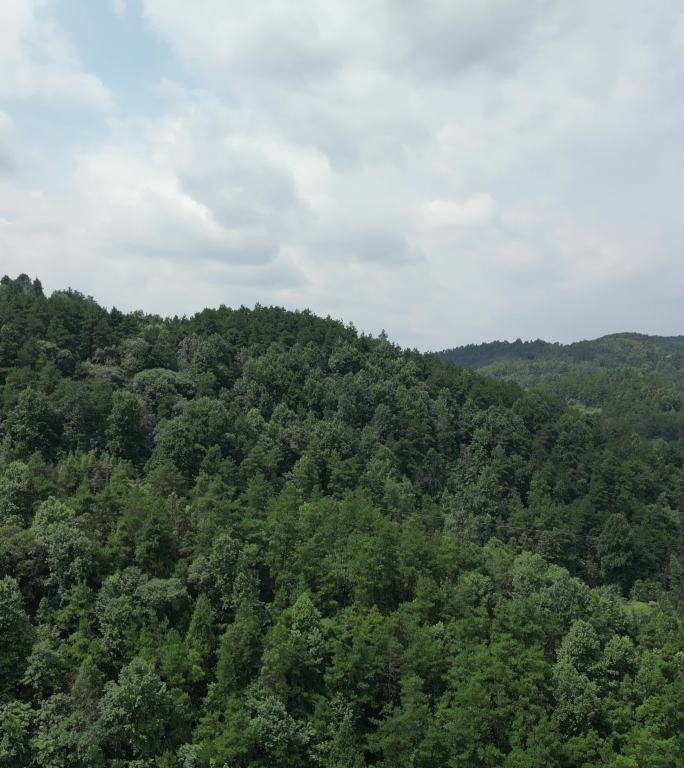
xmin=1 ymin=0 xmax=683 ymax=347
xmin=0 ymin=0 xmax=111 ymax=107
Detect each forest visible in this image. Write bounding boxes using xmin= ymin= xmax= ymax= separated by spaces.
xmin=439 ymin=334 xmax=684 ymax=446
xmin=1 ymin=272 xmax=684 ymax=767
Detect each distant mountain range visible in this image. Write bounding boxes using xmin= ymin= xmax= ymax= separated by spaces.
xmin=438 ymin=333 xmax=684 ymax=441
xmin=438 ymin=333 xmax=684 ymax=385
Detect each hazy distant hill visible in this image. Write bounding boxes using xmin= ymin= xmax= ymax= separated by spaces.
xmin=438 ymin=333 xmax=684 ymax=441
xmin=438 ymin=333 xmax=684 ymax=385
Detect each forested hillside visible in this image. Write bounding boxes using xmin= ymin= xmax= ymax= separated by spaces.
xmin=439 ymin=334 xmax=684 ymax=446
xmin=438 ymin=334 xmax=684 ymax=381
xmin=2 ymin=273 xmax=684 ymax=767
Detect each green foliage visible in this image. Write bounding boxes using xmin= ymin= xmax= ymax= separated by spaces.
xmin=0 ymin=576 xmax=33 ymax=695
xmin=0 ymin=273 xmax=684 ymax=765
xmin=98 ymin=656 xmax=185 ymax=761
xmin=4 ymin=388 xmax=61 ymax=460
xmin=107 ymin=390 xmax=149 ymax=462
xmin=439 ymin=333 xmax=684 ymax=443
xmin=0 ymin=700 xmax=32 ymax=768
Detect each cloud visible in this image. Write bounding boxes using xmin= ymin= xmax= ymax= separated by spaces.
xmin=139 ymin=1 xmax=566 ymax=83
xmin=0 ymin=91 xmax=311 ymax=314
xmin=0 ymin=0 xmax=111 ymax=108
xmin=2 ymin=1 xmax=684 ymax=348
xmin=420 ymin=196 xmax=497 ymax=230
xmin=134 ymin=0 xmax=663 ymax=192
xmin=0 ymin=113 xmax=14 ymax=171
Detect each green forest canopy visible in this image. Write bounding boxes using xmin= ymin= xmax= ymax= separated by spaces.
xmin=438 ymin=334 xmax=684 ymax=445
xmin=1 ymin=273 xmax=684 ymax=767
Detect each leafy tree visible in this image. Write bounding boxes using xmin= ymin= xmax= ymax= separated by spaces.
xmin=369 ymin=674 xmax=430 ymax=767
xmin=97 ymin=656 xmax=182 ymax=762
xmin=4 ymin=388 xmax=61 ymax=460
xmin=32 ymin=693 xmax=102 ymax=768
xmin=185 ymin=594 xmax=216 ymax=682
xmin=321 ymin=706 xmax=366 ymax=768
xmin=32 ymin=498 xmax=93 ymax=593
xmin=0 ymin=700 xmax=32 ymax=768
xmin=0 ymin=577 xmax=32 ymax=695
xmin=552 ymin=661 xmax=600 ymax=735
xmin=106 ymin=390 xmax=149 ymax=461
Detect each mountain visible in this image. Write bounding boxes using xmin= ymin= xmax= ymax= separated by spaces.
xmin=1 ymin=273 xmax=684 ymax=767
xmin=438 ymin=332 xmax=684 ymax=382
xmin=439 ymin=333 xmax=684 ymax=444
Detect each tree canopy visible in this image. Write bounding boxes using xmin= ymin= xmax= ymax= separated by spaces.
xmin=1 ymin=273 xmax=684 ymax=766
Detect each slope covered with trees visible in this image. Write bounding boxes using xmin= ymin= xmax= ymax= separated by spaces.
xmin=2 ymin=273 xmax=684 ymax=767
xmin=438 ymin=333 xmax=684 ymax=383
xmin=439 ymin=334 xmax=684 ymax=446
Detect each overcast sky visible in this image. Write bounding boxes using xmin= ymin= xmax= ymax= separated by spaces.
xmin=1 ymin=1 xmax=683 ymax=349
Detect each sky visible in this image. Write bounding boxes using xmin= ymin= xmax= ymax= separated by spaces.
xmin=1 ymin=0 xmax=683 ymax=350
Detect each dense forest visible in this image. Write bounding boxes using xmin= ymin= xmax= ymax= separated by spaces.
xmin=439 ymin=334 xmax=684 ymax=447
xmin=2 ymin=273 xmax=684 ymax=767
xmin=438 ymin=334 xmax=684 ymax=379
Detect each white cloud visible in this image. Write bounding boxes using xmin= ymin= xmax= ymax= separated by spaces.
xmin=420 ymin=196 xmax=497 ymax=229
xmin=112 ymin=0 xmax=128 ymax=16
xmin=0 ymin=0 xmax=111 ymax=108
xmin=140 ymin=1 xmax=566 ymax=83
xmin=671 ymin=12 xmax=684 ymax=49
xmin=0 ymin=112 xmax=14 ymax=170
xmin=2 ymin=1 xmax=684 ymax=347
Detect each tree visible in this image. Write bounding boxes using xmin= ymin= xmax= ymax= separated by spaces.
xmin=215 ymin=604 xmax=262 ymax=696
xmin=22 ymin=625 xmax=68 ymax=701
xmin=0 ymin=461 xmax=33 ymax=525
xmin=185 ymin=594 xmax=216 ymax=686
xmin=0 ymin=577 xmax=32 ymax=695
xmin=97 ymin=656 xmax=181 ymax=762
xmin=4 ymin=388 xmax=61 ymax=459
xmin=258 ymin=592 xmax=325 ymax=711
xmin=557 ymin=620 xmax=600 ymax=674
xmin=369 ymin=675 xmax=430 ymax=767
xmin=31 ymin=693 xmax=102 ymax=768
xmin=321 ymin=706 xmax=366 ymax=768
xmin=32 ymin=498 xmax=93 ymax=593
xmin=4 ymin=273 xmax=684 ymax=766
xmin=596 ymin=514 xmax=635 ymax=588
xmin=106 ymin=390 xmax=149 ymax=461
xmin=552 ymin=661 xmax=600 ymax=735
xmin=0 ymin=700 xmax=32 ymax=768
